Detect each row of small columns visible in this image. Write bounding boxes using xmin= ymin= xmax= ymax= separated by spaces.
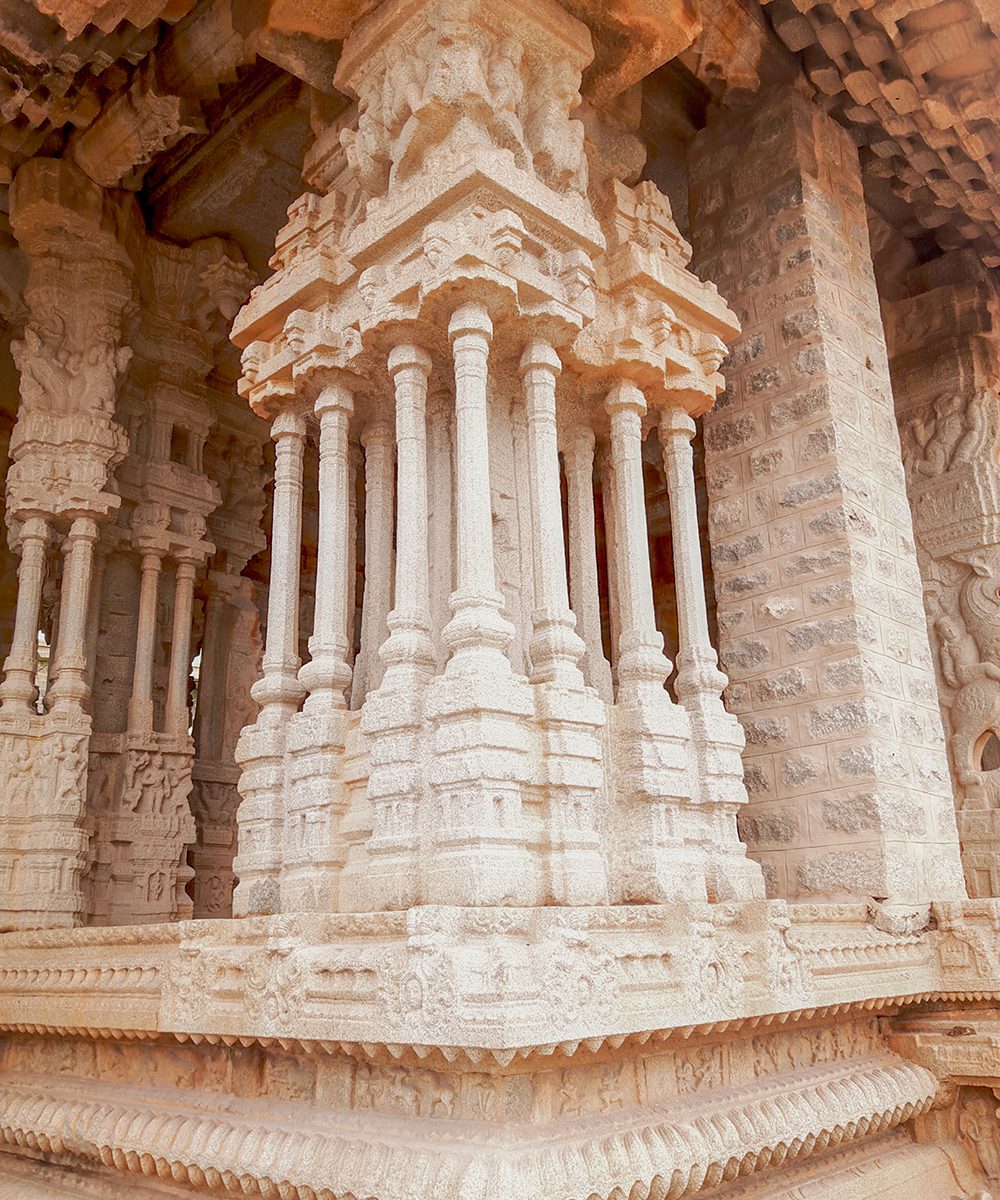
xmin=0 ymin=514 xmax=101 ymax=717
xmin=128 ymin=549 xmax=199 ymax=736
xmin=0 ymin=510 xmax=200 ymax=737
xmin=253 ymin=300 xmax=724 ymax=722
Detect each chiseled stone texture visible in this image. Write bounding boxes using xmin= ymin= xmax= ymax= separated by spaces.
xmin=690 ymin=87 xmax=964 ymax=904
xmin=0 ymin=1 xmax=997 ymax=1198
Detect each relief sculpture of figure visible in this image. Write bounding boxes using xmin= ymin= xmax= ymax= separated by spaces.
xmin=931 ymin=555 xmax=1000 ymax=799
xmin=524 ymin=57 xmax=588 ymax=195
xmin=905 ymin=392 xmax=989 ymax=479
xmin=960 ymin=1092 xmax=1000 ymax=1182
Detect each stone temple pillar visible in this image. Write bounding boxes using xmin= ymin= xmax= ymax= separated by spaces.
xmin=689 ymin=87 xmax=966 ymax=905
xmin=884 ymin=250 xmax=1000 ymax=898
xmin=0 ymin=158 xmax=133 ymax=930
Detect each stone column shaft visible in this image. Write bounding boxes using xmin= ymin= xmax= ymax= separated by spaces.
xmin=193 ymin=587 xmax=226 ymax=760
xmin=353 ymin=420 xmax=395 ymax=706
xmin=300 ymin=386 xmax=354 ymax=712
xmin=442 ymin=302 xmax=514 ymax=673
xmin=521 ymin=341 xmax=585 ymax=687
xmin=425 ymin=304 xmax=536 ymax=907
xmin=84 ymin=546 xmax=106 ymax=699
xmin=165 ymin=559 xmax=198 ymax=735
xmin=354 ymin=345 xmax=436 ymax=912
xmin=0 ymin=518 xmax=49 ymax=713
xmin=659 ymin=407 xmax=764 ymax=901
xmin=127 ymin=551 xmax=162 ymax=733
xmin=48 ymin=517 xmax=100 ymax=713
xmin=598 ymin=447 xmax=623 ymax=685
xmin=659 ymin=409 xmax=727 ymax=706
xmin=254 ymin=410 xmax=307 ymax=724
xmin=565 ymin=425 xmax=613 ymax=702
xmin=605 ymin=383 xmax=671 ymax=694
xmin=382 ymin=344 xmax=435 ymax=686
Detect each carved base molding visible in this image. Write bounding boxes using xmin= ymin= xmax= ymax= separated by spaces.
xmin=2 ymin=900 xmax=1000 ymax=1050
xmin=0 ymin=1043 xmax=938 ymax=1200
xmin=0 ymin=901 xmax=999 ymax=1196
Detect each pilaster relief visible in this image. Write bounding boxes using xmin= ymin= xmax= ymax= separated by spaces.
xmin=886 ymin=251 xmax=1000 ymax=898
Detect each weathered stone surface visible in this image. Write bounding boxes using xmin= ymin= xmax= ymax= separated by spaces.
xmin=691 ymin=86 xmax=964 ymax=908
xmin=0 ymin=3 xmax=996 ymax=1199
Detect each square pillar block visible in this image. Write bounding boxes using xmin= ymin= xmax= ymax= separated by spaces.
xmin=689 ymin=88 xmax=965 ymax=904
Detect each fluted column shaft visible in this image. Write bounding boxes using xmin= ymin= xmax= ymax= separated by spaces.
xmin=253 ymin=410 xmax=307 ymax=725
xmin=564 ymin=425 xmax=613 ymax=702
xmin=382 ymin=344 xmax=435 ymax=687
xmin=443 ymin=302 xmax=513 ymax=673
xmin=353 ymin=420 xmax=394 ymax=705
xmin=521 ymin=341 xmax=585 ymax=687
xmin=0 ymin=517 xmax=49 ymax=713
xmin=48 ymin=516 xmax=100 ymax=714
xmin=605 ymin=382 xmax=672 ymax=693
xmin=300 ymin=385 xmax=354 ymax=712
xmin=659 ymin=408 xmax=728 ymax=707
xmin=165 ymin=559 xmax=198 ymax=735
xmin=127 ymin=551 xmax=163 ymax=733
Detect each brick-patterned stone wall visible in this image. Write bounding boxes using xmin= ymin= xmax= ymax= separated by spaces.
xmin=688 ymin=88 xmax=966 ymax=903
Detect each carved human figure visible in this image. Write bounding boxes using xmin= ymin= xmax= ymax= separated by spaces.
xmin=960 ymin=1092 xmax=1000 ymax=1181
xmin=524 ymin=57 xmax=587 ymax=194
xmin=389 ymin=19 xmax=493 ymax=183
xmin=905 ymin=392 xmax=989 ymax=478
xmin=342 ymin=84 xmax=393 ymax=202
xmin=486 ymin=36 xmax=528 ymax=167
xmin=12 ymin=317 xmax=132 ymax=418
xmin=5 ymin=739 xmax=34 ymax=809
